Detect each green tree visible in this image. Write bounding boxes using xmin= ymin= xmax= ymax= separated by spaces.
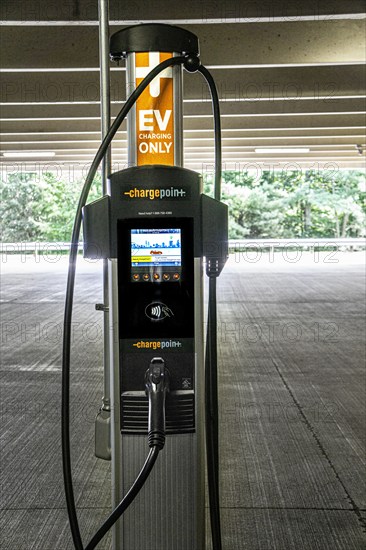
xmin=283 ymin=170 xmax=366 ymax=237
xmin=204 ymin=169 xmax=366 ymax=239
xmin=0 ymin=171 xmax=103 ymax=242
xmin=1 ymin=169 xmax=365 ymax=243
xmin=0 ymin=173 xmax=44 ymax=241
xmin=41 ymin=172 xmax=102 ymax=241
xmin=222 ymin=182 xmax=285 ymax=238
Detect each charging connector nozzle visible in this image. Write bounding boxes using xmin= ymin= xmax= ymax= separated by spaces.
xmin=145 ymin=358 xmax=170 ymax=449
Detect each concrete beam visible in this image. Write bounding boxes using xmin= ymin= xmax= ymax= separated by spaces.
xmin=2 ymin=137 xmax=364 ymax=148
xmin=1 ymin=66 xmax=365 ymax=103
xmin=0 ymin=114 xmax=362 ymax=133
xmin=2 ymin=129 xmax=364 ymax=143
xmin=2 ymin=160 xmax=364 ymax=173
xmin=1 ymin=0 xmax=365 ymax=23
xmin=1 ymin=97 xmax=364 ymax=119
xmin=2 ymin=153 xmax=364 ymax=172
xmin=1 ymin=20 xmax=365 ymax=68
xmin=2 ymin=129 xmax=364 ymax=140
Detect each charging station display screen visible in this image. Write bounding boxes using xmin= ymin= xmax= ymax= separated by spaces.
xmin=131 ymin=228 xmax=181 ymax=266
xmin=130 ymin=229 xmax=182 ymax=282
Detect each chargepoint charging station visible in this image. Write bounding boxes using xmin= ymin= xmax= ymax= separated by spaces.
xmin=62 ymin=23 xmax=228 ymax=550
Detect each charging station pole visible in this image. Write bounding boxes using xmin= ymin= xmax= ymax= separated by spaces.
xmin=108 ymin=25 xmax=205 ymax=549
xmin=94 ymin=0 xmax=112 ymax=462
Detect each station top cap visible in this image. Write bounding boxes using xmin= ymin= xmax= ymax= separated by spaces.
xmin=110 ymin=23 xmax=199 ymax=60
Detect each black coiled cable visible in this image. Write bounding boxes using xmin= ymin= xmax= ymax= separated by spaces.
xmin=199 ymin=64 xmax=223 ymax=550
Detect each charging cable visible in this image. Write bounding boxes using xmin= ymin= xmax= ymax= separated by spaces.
xmin=145 ymin=358 xmax=170 ymax=450
xmin=198 ymin=65 xmax=223 ymax=550
xmin=84 ymin=359 xmax=169 ymax=550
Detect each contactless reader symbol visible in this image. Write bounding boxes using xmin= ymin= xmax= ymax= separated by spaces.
xmin=146 ymin=303 xmax=173 ymax=320
xmin=145 ymin=302 xmax=174 ymax=321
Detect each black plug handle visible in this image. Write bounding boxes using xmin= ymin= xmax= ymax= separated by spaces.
xmin=145 ymin=358 xmax=170 ymax=449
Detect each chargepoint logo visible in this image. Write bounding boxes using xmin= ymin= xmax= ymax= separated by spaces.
xmin=132 ymin=340 xmax=183 ymax=350
xmin=123 ymin=185 xmax=188 ymax=201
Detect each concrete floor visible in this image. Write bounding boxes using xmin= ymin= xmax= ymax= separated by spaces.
xmin=0 ymin=252 xmax=365 ymax=550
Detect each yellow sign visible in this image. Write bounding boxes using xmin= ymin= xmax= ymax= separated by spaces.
xmin=132 ymin=256 xmax=152 ymax=263
xmin=135 ymin=52 xmax=174 ymax=166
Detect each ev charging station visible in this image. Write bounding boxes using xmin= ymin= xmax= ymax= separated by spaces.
xmin=62 ymin=22 xmax=228 ymax=550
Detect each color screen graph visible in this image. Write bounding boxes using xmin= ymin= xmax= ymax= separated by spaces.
xmin=131 ymin=228 xmax=181 ymax=267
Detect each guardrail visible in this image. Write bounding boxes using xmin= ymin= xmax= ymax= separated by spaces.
xmin=228 ymin=238 xmax=366 ymax=255
xmin=0 ymin=241 xmax=81 ymax=259
xmin=0 ymin=238 xmax=365 ymax=259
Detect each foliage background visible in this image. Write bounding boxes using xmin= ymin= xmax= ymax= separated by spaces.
xmin=0 ymin=172 xmax=102 ymax=242
xmin=205 ymin=170 xmax=366 ymax=239
xmin=1 ymin=170 xmax=365 ymax=241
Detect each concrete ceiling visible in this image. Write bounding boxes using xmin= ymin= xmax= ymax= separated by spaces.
xmin=0 ymin=0 xmax=365 ymax=175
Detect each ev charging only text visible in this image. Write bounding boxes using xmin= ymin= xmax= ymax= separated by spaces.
xmin=139 ymin=109 xmax=172 ymax=155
